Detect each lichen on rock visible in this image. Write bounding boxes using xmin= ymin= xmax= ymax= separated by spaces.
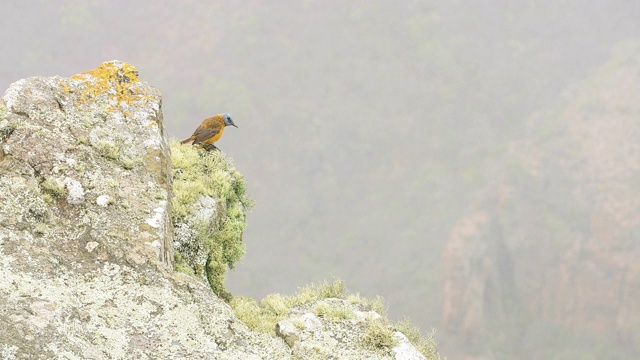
xmin=1 ymin=60 xmax=172 ymax=267
xmin=0 ymin=61 xmax=438 ymax=360
xmin=0 ymin=61 xmax=289 ymax=359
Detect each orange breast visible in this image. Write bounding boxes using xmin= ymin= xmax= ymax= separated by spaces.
xmin=201 ymin=126 xmax=224 ymax=145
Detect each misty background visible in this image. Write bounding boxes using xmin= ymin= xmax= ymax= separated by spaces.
xmin=2 ymin=1 xmax=640 ymax=359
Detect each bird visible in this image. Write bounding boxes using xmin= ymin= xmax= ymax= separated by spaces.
xmin=180 ymin=113 xmax=238 ymax=151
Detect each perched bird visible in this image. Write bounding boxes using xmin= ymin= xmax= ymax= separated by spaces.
xmin=180 ymin=113 xmax=238 ymax=151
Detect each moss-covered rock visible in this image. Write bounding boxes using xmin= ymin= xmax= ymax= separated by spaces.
xmin=171 ymin=140 xmax=251 ymax=300
xmin=232 ymin=279 xmax=441 ymax=360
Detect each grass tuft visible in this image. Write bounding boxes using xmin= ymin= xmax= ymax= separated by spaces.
xmin=231 ymin=279 xmax=347 ymax=335
xmin=232 ymin=278 xmax=440 ymax=359
xmin=94 ymin=139 xmax=120 ymax=160
xmin=40 ymin=177 xmax=68 ymax=199
xmin=395 ymin=319 xmax=440 ymax=360
xmin=347 ymin=293 xmax=386 ymax=315
xmin=314 ymin=301 xmax=355 ymax=321
xmin=361 ymin=319 xmax=398 ymax=350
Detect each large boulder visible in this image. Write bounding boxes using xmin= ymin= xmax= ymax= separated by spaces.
xmin=0 ymin=61 xmax=289 ymax=359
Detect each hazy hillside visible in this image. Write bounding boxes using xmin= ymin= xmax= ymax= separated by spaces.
xmin=2 ymin=1 xmax=640 ymax=358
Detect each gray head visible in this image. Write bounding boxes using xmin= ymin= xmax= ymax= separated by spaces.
xmin=222 ymin=113 xmax=238 ymax=128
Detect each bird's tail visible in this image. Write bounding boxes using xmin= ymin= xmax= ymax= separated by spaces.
xmin=180 ymin=136 xmax=195 ymax=144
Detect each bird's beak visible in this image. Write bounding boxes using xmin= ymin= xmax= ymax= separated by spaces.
xmin=231 ymin=123 xmax=238 ymax=128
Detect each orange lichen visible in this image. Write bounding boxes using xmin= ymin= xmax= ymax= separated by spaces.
xmin=69 ymin=62 xmax=156 ymax=115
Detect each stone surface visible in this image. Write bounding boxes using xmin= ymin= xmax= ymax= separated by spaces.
xmin=275 ymin=319 xmax=300 ymax=347
xmin=173 ymin=195 xmax=218 ymax=282
xmin=274 ymin=298 xmax=426 ymax=360
xmin=0 ymin=60 xmax=173 ymax=268
xmin=393 ymin=332 xmax=427 ymax=360
xmin=0 ymin=61 xmax=290 ymax=359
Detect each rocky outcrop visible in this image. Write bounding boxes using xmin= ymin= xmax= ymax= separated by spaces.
xmin=274 ymin=298 xmax=427 ymax=359
xmin=1 ymin=60 xmax=173 ymax=268
xmin=0 ymin=61 xmax=438 ymax=359
xmin=0 ymin=61 xmax=290 ymax=358
xmin=170 ymin=141 xmax=250 ymax=301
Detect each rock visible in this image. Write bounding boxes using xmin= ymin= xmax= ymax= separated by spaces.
xmin=274 ymin=297 xmax=424 ymax=359
xmin=300 ymin=312 xmax=323 ymax=331
xmin=0 ymin=61 xmax=290 ymax=359
xmin=441 ymin=211 xmax=496 ymax=343
xmin=170 ymin=138 xmax=250 ymax=300
xmin=173 ymin=195 xmax=218 ymax=282
xmin=355 ymin=310 xmax=383 ymax=323
xmin=275 ymin=319 xmax=300 ymax=347
xmin=393 ymin=332 xmax=427 ymax=360
xmin=1 ymin=60 xmax=173 ymax=267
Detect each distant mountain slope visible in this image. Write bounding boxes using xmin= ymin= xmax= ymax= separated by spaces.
xmin=442 ymin=41 xmax=640 ymax=359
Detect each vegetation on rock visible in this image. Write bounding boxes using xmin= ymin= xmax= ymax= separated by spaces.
xmin=169 ymin=143 xmax=439 ymax=357
xmin=231 ymin=279 xmax=440 ymax=359
xmin=170 ymin=140 xmax=252 ymax=300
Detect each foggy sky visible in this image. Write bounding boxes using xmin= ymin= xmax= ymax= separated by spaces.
xmin=2 ymin=1 xmax=640 ymax=358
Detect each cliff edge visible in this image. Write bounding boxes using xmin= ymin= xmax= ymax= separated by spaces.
xmin=0 ymin=61 xmax=439 ymax=359
xmin=0 ymin=61 xmax=289 ymax=359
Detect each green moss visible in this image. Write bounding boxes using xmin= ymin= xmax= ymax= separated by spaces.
xmin=261 ymin=294 xmax=291 ymax=317
xmin=232 ymin=278 xmax=440 ymax=359
xmin=230 ymin=296 xmax=279 ymax=334
xmin=41 ymin=193 xmax=54 ymax=203
xmin=173 ymin=251 xmax=199 ymax=277
xmin=293 ymin=318 xmax=306 ymax=330
xmin=172 ymin=139 xmax=252 ymax=216
xmin=119 ymin=156 xmax=138 ymax=170
xmin=229 ymin=293 xmax=296 ymax=334
xmin=0 ymin=100 xmax=6 ymax=120
xmin=106 ymin=178 xmax=119 ymax=188
xmin=75 ymin=137 xmax=89 ymax=145
xmin=34 ymin=222 xmax=48 ymax=235
xmin=171 ymin=139 xmax=252 ymax=300
xmin=93 ymin=139 xmax=141 ymax=170
xmin=94 ymin=139 xmax=121 ymax=160
xmin=40 ymin=177 xmax=68 ymax=199
xmin=230 ymin=278 xmax=389 ymax=335
xmin=204 ymin=237 xmax=232 ymax=301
